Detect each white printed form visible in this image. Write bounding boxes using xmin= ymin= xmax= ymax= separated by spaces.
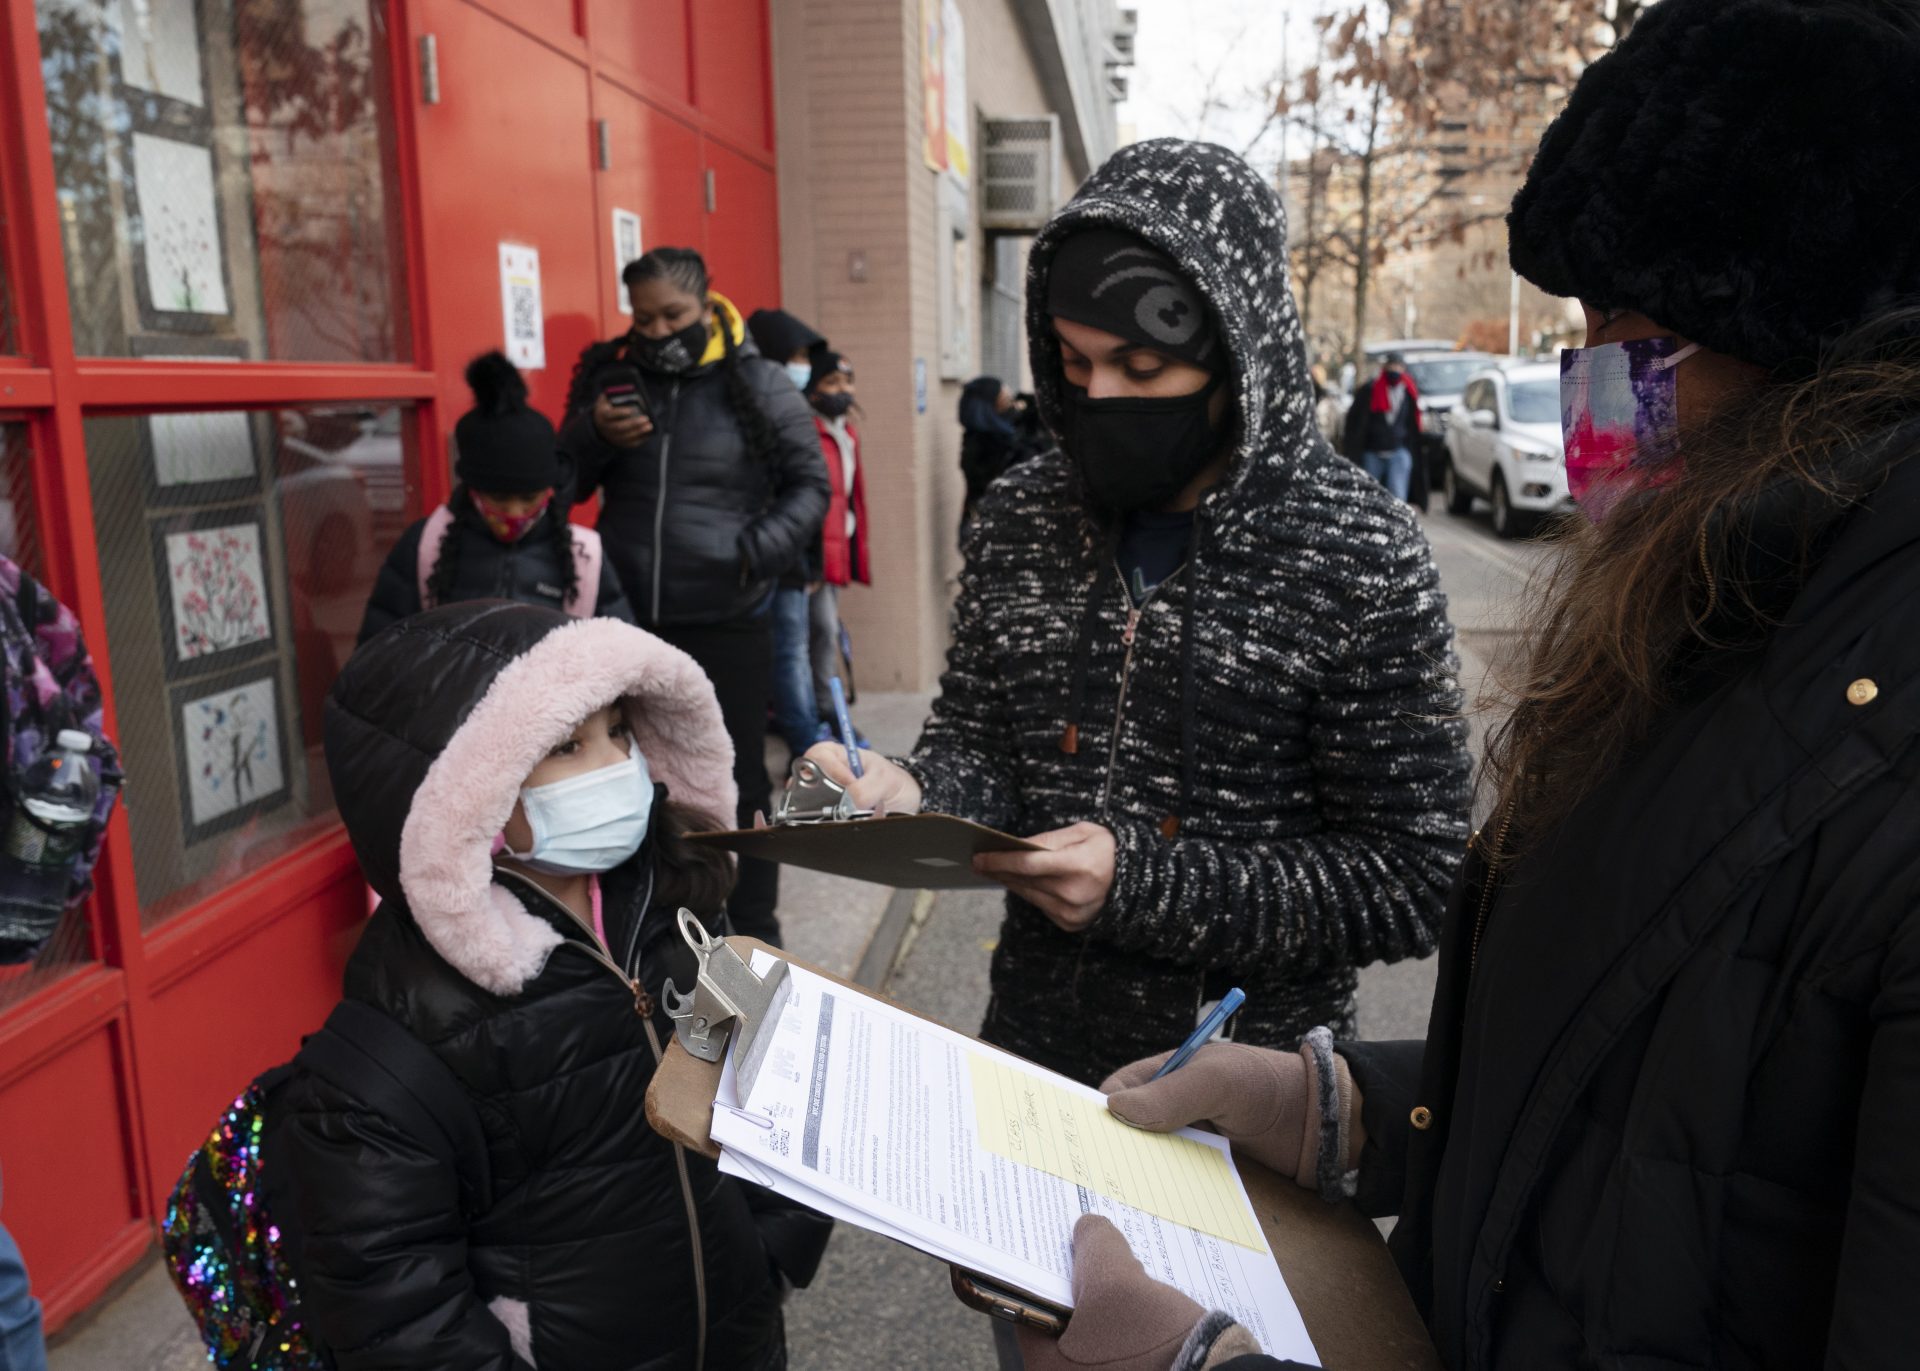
xmin=709 ymin=957 xmax=1319 ymax=1365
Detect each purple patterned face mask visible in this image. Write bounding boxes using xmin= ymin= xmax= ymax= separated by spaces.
xmin=1560 ymin=337 xmax=1701 ymax=521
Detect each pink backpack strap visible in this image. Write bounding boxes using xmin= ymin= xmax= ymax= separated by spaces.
xmin=566 ymin=525 xmax=602 ymax=618
xmin=417 ymin=504 xmax=456 ymax=609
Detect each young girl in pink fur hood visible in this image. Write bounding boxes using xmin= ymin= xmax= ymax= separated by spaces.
xmin=279 ymin=600 xmax=824 ymax=1371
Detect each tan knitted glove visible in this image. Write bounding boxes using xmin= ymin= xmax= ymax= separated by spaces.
xmin=1015 ymin=1215 xmax=1262 ymax=1371
xmin=1101 ymin=1037 xmax=1361 ymax=1191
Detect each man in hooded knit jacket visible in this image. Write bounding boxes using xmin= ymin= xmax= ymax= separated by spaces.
xmin=813 ymin=139 xmax=1472 ymax=1087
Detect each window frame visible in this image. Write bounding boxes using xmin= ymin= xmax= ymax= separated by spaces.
xmin=0 ymin=0 xmax=449 ymax=1268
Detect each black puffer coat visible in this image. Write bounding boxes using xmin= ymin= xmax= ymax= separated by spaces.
xmin=559 ymin=301 xmax=829 ymax=627
xmin=282 ymin=602 xmax=783 ymax=1371
xmin=355 ymin=492 xmax=632 ymax=645
xmin=1339 ymin=438 xmax=1920 ymax=1370
xmin=904 ymin=140 xmax=1473 ymax=1087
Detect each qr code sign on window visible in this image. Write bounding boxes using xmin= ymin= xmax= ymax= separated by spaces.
xmin=509 ymin=283 xmax=538 ymax=341
xmin=499 ymin=244 xmax=545 ymax=368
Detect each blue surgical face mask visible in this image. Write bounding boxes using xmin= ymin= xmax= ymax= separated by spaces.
xmin=504 ymin=752 xmax=653 ymax=875
xmin=784 ymin=361 xmax=814 ymax=390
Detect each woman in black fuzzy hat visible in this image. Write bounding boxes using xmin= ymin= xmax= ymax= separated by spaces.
xmin=356 ymin=352 xmax=632 ymax=644
xmin=1042 ymin=3 xmax=1920 ymax=1370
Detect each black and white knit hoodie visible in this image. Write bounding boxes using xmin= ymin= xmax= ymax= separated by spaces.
xmin=904 ymin=139 xmax=1472 ymax=1085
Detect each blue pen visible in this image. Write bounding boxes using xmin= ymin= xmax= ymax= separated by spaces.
xmin=1150 ymin=987 xmax=1247 ymax=1080
xmin=828 ymin=676 xmax=863 ymax=779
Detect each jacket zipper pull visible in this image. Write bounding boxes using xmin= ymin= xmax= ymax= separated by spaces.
xmin=1122 ymin=607 xmax=1141 ymax=646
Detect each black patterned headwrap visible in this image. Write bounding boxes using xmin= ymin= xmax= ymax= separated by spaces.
xmin=1045 ymin=228 xmax=1221 ymax=371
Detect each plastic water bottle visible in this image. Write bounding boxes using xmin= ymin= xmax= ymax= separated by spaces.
xmin=0 ymin=729 xmax=99 ymax=913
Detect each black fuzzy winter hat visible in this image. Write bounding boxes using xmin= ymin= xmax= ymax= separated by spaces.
xmin=452 ymin=352 xmax=560 ymax=494
xmin=1509 ymin=0 xmax=1920 ymax=375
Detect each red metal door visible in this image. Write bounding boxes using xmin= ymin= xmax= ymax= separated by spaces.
xmin=702 ymin=138 xmax=782 ymax=319
xmin=413 ymin=0 xmax=602 ymax=429
xmin=591 ymin=78 xmax=705 ymax=333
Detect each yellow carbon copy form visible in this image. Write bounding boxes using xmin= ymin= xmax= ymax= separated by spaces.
xmin=966 ymin=1053 xmax=1267 ymax=1251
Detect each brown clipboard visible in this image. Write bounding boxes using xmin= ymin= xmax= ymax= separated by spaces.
xmin=645 ymin=938 xmax=1441 ymax=1371
xmin=685 ymin=813 xmax=1038 ymax=890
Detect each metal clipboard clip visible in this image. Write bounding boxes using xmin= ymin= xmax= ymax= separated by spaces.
xmin=770 ymin=755 xmax=874 ymax=826
xmin=662 ymin=909 xmax=793 ymax=1099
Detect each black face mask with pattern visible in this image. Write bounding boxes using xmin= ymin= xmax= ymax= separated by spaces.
xmin=630 ymin=316 xmax=710 ymax=374
xmin=1058 ymin=372 xmax=1227 ymax=514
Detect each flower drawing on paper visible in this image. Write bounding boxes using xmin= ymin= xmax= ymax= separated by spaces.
xmin=167 ymin=524 xmax=270 ymax=660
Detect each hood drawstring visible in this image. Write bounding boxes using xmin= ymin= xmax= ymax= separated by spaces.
xmin=1167 ymin=517 xmax=1205 ymax=838
xmin=1058 ymin=524 xmax=1120 ymax=755
xmin=1057 ymin=585 xmax=1103 ymax=756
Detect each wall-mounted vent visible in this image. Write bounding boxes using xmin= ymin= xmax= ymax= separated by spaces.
xmin=981 ymin=116 xmax=1060 ymax=232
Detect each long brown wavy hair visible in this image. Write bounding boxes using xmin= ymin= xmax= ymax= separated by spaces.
xmin=1483 ymin=306 xmax=1920 ymax=846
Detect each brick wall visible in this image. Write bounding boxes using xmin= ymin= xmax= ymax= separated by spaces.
xmin=771 ymin=0 xmax=1077 ymax=692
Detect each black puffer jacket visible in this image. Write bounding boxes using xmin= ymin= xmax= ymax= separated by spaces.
xmin=903 ymin=140 xmax=1473 ymax=1087
xmin=1338 ymin=438 xmax=1920 ymax=1370
xmin=356 ymin=492 xmax=633 ymax=644
xmin=559 ymin=301 xmax=829 ymax=626
xmin=282 ymin=602 xmax=783 ymax=1371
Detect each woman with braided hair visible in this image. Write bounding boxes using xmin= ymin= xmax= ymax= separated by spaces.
xmin=560 ymin=248 xmax=828 ymax=945
xmin=357 ymin=351 xmax=631 ymax=646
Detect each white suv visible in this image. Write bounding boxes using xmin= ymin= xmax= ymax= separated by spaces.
xmin=1442 ymin=362 xmax=1572 ymax=537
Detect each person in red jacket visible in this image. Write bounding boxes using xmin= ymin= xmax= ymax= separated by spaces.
xmin=804 ymin=351 xmax=868 ymax=734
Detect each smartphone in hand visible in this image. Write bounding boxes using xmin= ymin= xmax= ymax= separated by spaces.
xmin=950 ymin=1268 xmax=1070 ymax=1335
xmin=595 ymin=364 xmax=650 ymax=421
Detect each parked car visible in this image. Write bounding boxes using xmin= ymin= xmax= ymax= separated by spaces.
xmin=277 ymin=406 xmax=408 ymax=596
xmin=1365 ymin=337 xmax=1457 ymax=360
xmin=1442 ymin=361 xmax=1571 ymax=538
xmin=277 ymin=421 xmax=376 ymax=597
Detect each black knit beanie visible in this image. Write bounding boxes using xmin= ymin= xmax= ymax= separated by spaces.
xmin=1046 ymin=228 xmax=1221 ymax=370
xmin=1509 ymin=0 xmax=1920 ymax=375
xmin=453 ymin=352 xmax=560 ymax=494
xmin=806 ymin=350 xmax=853 ymax=393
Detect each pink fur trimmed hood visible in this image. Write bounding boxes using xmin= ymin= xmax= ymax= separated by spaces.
xmin=324 ymin=602 xmax=735 ymax=995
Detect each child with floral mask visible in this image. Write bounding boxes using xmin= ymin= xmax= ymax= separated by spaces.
xmin=282 ymin=602 xmax=826 ymax=1370
xmin=356 ymin=350 xmax=634 ymax=645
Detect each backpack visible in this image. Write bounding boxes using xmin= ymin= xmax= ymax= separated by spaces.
xmin=0 ymin=556 xmax=123 ymax=963
xmin=416 ymin=503 xmax=603 ymax=617
xmin=162 ymin=999 xmax=492 ymax=1369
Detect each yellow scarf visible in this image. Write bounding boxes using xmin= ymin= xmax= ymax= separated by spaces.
xmin=698 ymin=292 xmax=747 ymax=368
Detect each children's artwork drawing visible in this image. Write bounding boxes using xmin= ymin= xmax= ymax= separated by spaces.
xmin=116 ymin=0 xmax=205 ymax=105
xmin=131 ymin=132 xmax=228 ymax=316
xmin=151 ymin=410 xmax=255 ymax=491
xmin=163 ymin=520 xmax=270 ymax=663
xmin=180 ymin=674 xmax=285 ymax=831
